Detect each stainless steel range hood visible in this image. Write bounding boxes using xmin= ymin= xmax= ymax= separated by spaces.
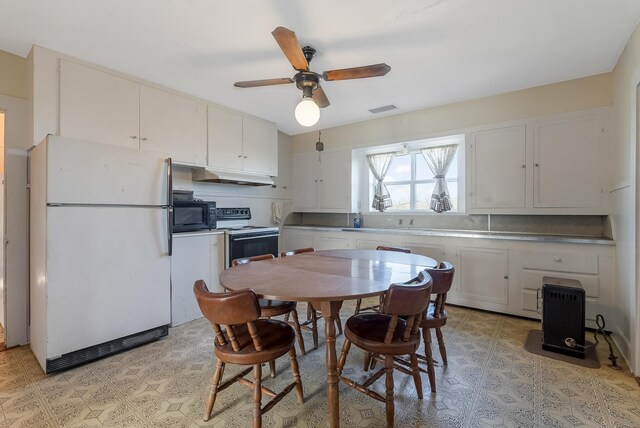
xmin=192 ymin=167 xmax=274 ymax=186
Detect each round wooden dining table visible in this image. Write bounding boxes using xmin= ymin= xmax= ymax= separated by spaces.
xmin=219 ymin=249 xmax=438 ymax=427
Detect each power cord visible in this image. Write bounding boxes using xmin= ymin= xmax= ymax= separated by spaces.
xmin=563 ymin=314 xmax=619 ymax=369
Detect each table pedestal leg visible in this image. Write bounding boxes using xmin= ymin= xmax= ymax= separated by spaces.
xmin=317 ymin=300 xmax=343 ymax=428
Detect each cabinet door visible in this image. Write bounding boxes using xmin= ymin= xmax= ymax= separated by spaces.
xmin=470 ymin=125 xmax=526 ymax=208
xmin=243 ymin=116 xmax=278 ymax=176
xmin=60 ymin=60 xmax=140 ymax=149
xmin=534 ymin=115 xmax=602 ymax=208
xmin=319 ymin=150 xmax=351 ymax=210
xmin=315 ymin=236 xmax=350 ymax=250
xmin=171 ymin=234 xmax=214 ymax=326
xmin=207 ymin=106 xmax=243 ymax=170
xmin=292 ymin=152 xmax=319 ymax=210
xmin=284 ymin=233 xmax=314 ymax=253
xmin=457 ymin=247 xmax=509 ymax=305
xmin=139 ymin=85 xmax=207 ymax=165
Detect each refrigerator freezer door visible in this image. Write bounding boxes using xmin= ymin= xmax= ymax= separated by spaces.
xmin=46 ymin=136 xmax=168 ymax=206
xmin=46 ymin=206 xmax=170 ymax=358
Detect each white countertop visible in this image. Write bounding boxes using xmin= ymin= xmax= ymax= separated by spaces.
xmin=283 ymin=225 xmax=615 ymax=246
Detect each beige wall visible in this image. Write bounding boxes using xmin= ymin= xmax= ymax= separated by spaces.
xmin=292 ymin=74 xmax=612 ymax=152
xmin=0 ymin=50 xmax=26 ymax=99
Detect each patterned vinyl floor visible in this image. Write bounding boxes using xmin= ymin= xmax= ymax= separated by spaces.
xmin=1 ymin=302 xmax=639 ymax=427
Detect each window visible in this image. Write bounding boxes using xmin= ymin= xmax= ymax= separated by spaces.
xmin=366 ymin=135 xmax=463 ymax=212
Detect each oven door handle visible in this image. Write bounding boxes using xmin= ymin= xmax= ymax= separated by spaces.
xmin=230 ymin=234 xmax=280 ymax=241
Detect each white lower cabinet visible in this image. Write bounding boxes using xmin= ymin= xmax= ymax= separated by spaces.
xmin=170 ymin=233 xmax=224 ymax=326
xmin=455 ymin=247 xmax=509 ymax=307
xmin=281 ymin=227 xmax=614 ymax=328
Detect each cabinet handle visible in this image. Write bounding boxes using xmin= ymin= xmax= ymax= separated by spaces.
xmin=238 ymin=155 xmax=242 ymax=158
xmin=503 ymin=275 xmax=509 ymax=279
xmin=141 ymin=137 xmax=148 ymax=141
xmin=243 ymin=156 xmax=248 ymax=159
xmin=535 ymin=163 xmax=539 ymax=167
xmin=130 ymin=136 xmax=138 ymax=139
xmin=320 ymin=179 xmax=323 ymax=182
xmin=521 ymin=164 xmax=526 ymax=168
xmin=314 ymin=179 xmax=318 ymax=183
xmin=554 ymin=257 xmax=562 ymax=262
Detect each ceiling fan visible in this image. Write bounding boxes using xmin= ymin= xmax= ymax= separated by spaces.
xmin=234 ymin=26 xmax=391 ymax=127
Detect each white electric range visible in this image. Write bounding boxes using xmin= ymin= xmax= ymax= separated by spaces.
xmin=216 ymin=207 xmax=280 ymax=268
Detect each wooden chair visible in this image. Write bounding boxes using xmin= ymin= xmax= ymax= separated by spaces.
xmin=337 ymin=271 xmax=432 ymax=427
xmin=280 ymin=247 xmax=342 ymax=348
xmin=417 ymin=261 xmax=455 ymax=392
xmin=354 ymin=246 xmax=412 ymax=314
xmin=193 ymin=281 xmax=304 ymax=427
xmin=366 ymin=261 xmax=455 ymax=393
xmin=231 ymin=254 xmax=306 ymax=359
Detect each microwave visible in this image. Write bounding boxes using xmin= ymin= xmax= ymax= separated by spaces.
xmin=172 ymin=200 xmax=217 ymax=233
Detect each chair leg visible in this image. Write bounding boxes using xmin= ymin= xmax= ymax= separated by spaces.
xmin=354 ymin=298 xmax=362 ymax=314
xmin=337 ymin=338 xmax=351 ymax=376
xmin=288 ymin=347 xmax=304 ymax=404
xmin=385 ymin=355 xmax=395 ymax=428
xmin=435 ymin=327 xmax=448 ymax=366
xmin=410 ymin=352 xmax=423 ymax=399
xmin=306 ymin=303 xmax=312 ymax=321
xmin=290 ymin=308 xmax=306 ymax=356
xmin=335 ymin=313 xmax=343 ymax=336
xmin=253 ymin=364 xmax=262 ymax=428
xmin=311 ymin=308 xmax=319 ymax=349
xmin=269 ymin=360 xmax=276 ymax=378
xmin=363 ymin=352 xmax=372 ymax=372
xmin=204 ymin=360 xmax=225 ymax=421
xmin=370 ymin=353 xmax=378 ymax=371
xmin=422 ymin=328 xmax=436 ymax=393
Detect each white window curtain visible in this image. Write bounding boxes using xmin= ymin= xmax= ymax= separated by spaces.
xmin=366 ymin=152 xmax=396 ymax=212
xmin=420 ymin=144 xmax=458 ymax=213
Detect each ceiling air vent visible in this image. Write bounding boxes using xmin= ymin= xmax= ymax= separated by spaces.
xmin=369 ymin=104 xmax=397 ymax=114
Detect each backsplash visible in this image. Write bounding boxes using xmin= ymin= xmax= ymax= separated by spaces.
xmin=285 ymin=212 xmax=609 ymax=237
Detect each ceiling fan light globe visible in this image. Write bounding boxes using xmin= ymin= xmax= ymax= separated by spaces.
xmin=295 ymin=97 xmax=320 ymax=127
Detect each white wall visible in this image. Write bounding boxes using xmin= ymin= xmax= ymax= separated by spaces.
xmin=610 ymin=22 xmax=640 ymax=374
xmin=0 ymin=94 xmax=29 ymax=346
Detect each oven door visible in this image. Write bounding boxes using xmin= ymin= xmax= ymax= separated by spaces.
xmin=227 ymin=231 xmax=279 ymax=267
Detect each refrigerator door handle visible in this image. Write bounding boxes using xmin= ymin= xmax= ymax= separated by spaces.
xmin=167 ymin=157 xmax=173 ymax=256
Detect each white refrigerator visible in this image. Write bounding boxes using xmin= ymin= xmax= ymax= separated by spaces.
xmin=30 ymin=136 xmax=172 ymax=372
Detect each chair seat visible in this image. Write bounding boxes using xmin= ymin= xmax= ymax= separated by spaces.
xmin=259 ymin=299 xmax=297 ymax=317
xmin=345 ymin=314 xmax=420 ymax=356
xmin=215 ymin=319 xmax=295 ymax=365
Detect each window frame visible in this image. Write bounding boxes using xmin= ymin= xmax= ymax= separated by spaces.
xmin=361 ymin=134 xmax=465 ymax=214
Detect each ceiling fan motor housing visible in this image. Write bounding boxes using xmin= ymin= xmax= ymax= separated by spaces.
xmin=295 ymin=71 xmax=321 ymax=97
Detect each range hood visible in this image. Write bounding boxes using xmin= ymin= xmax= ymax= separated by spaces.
xmin=192 ymin=167 xmax=274 ymax=186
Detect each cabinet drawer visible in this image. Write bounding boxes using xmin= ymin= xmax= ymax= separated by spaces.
xmin=522 ymin=270 xmax=599 ymax=298
xmin=522 ymin=250 xmax=598 ymax=274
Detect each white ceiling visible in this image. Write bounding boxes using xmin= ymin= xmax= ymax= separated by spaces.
xmin=1 ymin=0 xmax=639 ymax=135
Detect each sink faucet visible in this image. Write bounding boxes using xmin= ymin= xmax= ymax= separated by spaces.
xmin=398 ymin=219 xmax=403 ymax=225
xmin=409 ymin=219 xmax=414 ymax=226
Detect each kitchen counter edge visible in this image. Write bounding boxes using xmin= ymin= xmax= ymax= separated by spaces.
xmin=173 ymin=230 xmax=226 ymax=238
xmin=282 ymin=226 xmax=615 ymax=246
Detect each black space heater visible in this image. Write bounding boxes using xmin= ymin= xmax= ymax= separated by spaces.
xmin=540 ymin=276 xmax=586 ymax=359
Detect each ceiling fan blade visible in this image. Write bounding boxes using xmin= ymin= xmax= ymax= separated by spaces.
xmin=312 ymin=85 xmax=330 ymax=108
xmin=323 ymin=63 xmax=391 ymax=81
xmin=234 ymin=78 xmax=294 ymax=88
xmin=272 ymin=26 xmax=309 ymax=71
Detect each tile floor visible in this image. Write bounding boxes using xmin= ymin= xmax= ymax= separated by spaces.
xmin=1 ymin=302 xmax=639 ymax=427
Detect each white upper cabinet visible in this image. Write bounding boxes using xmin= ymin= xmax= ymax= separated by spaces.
xmin=207 ymin=106 xmax=243 ymax=171
xmin=60 ymin=60 xmax=140 ymax=149
xmin=207 ymin=105 xmax=278 ymax=176
xmin=467 ymin=109 xmax=607 ymax=213
xmin=292 ymin=149 xmax=353 ymax=212
xmin=243 ymin=116 xmax=278 ymax=176
xmin=534 ymin=114 xmax=603 ymax=208
xmin=59 ymin=60 xmax=208 ymax=165
xmin=469 ymin=125 xmax=526 ymax=209
xmin=139 ymin=85 xmax=207 ymax=166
